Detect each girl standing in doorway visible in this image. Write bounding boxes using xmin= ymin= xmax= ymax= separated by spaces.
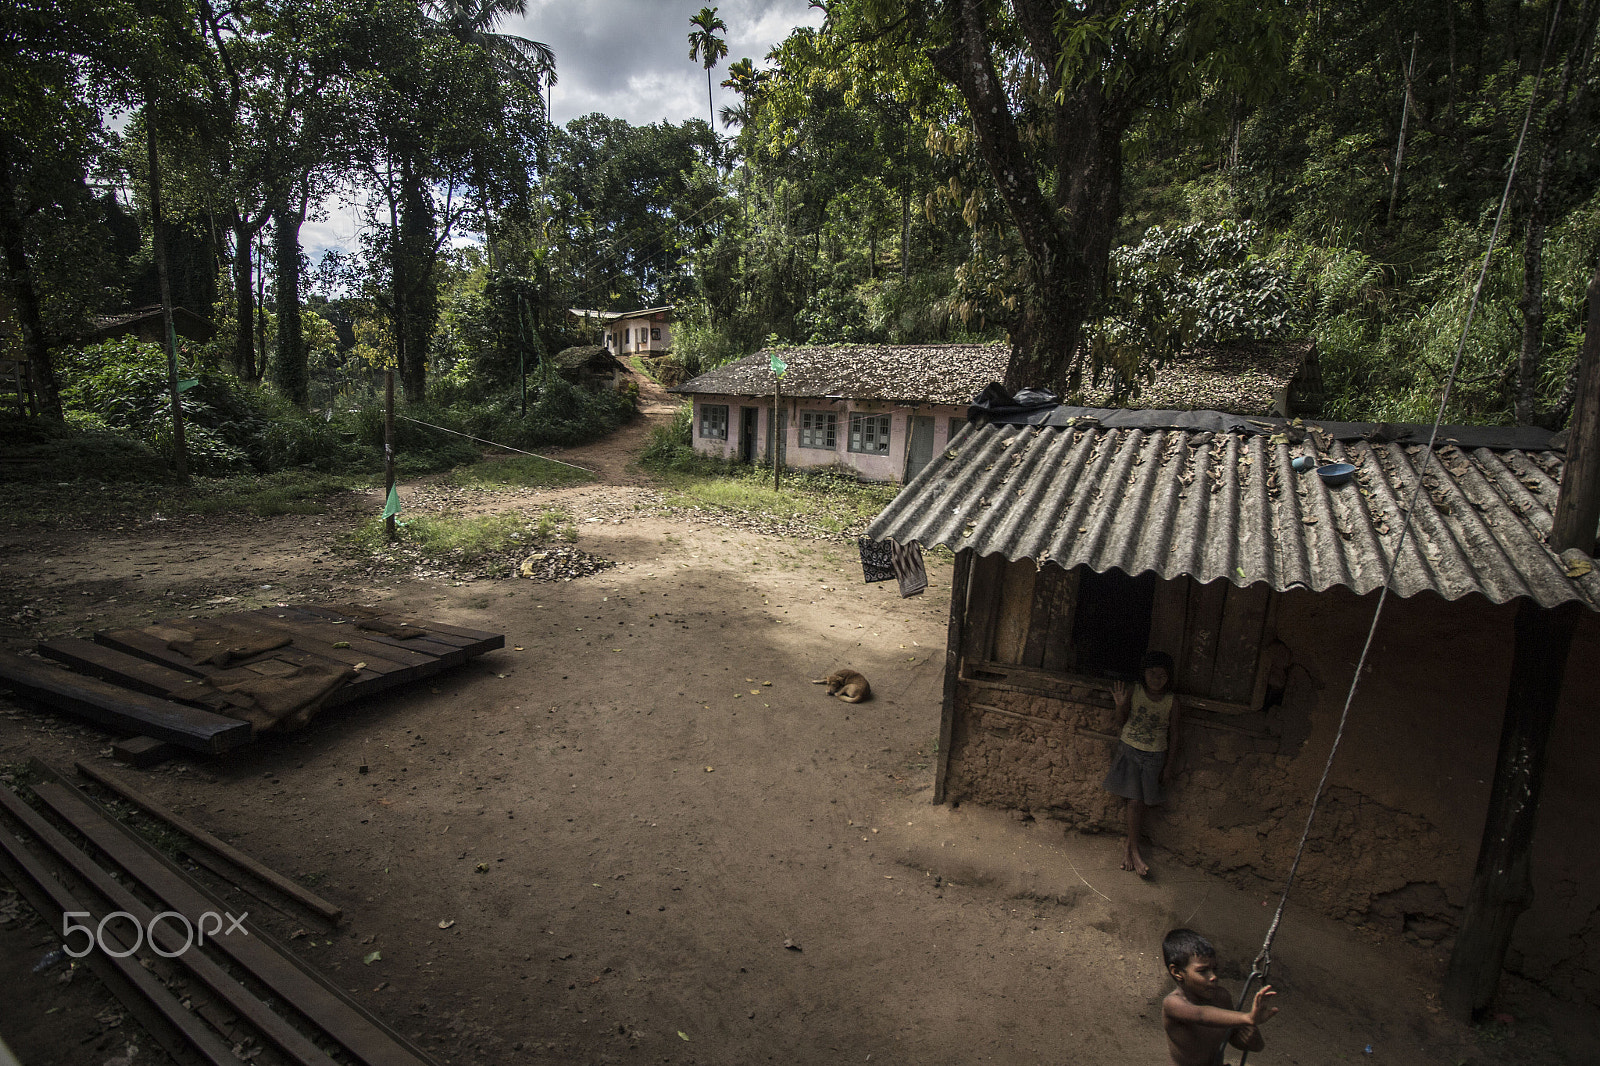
xmin=1102 ymin=651 xmax=1181 ymax=878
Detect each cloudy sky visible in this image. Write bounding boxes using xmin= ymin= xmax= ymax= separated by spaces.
xmin=516 ymin=0 xmax=823 ymax=127
xmin=304 ymin=1 xmax=824 ymax=256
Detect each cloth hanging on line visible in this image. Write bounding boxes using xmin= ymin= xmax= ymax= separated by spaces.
xmin=858 ymin=537 xmax=895 ymax=584
xmin=858 ymin=538 xmax=926 ymax=597
xmin=890 ymin=541 xmax=927 ymax=598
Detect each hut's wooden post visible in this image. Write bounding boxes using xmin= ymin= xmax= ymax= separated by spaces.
xmin=1443 ymin=599 xmax=1580 ymax=1019
xmin=935 ymin=550 xmax=972 ymax=804
xmin=1444 ymin=262 xmax=1600 ymax=1019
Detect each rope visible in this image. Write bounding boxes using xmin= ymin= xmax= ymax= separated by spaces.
xmin=1231 ymin=11 xmax=1559 ymax=1060
xmin=395 ymin=415 xmax=594 ymax=473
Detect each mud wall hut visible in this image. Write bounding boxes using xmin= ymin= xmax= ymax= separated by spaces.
xmin=867 ymin=407 xmax=1600 ymax=1003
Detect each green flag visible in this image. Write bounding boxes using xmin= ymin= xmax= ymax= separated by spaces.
xmin=381 ymin=484 xmax=402 ymax=519
xmin=176 ymin=378 xmax=199 ymax=393
xmin=769 ymin=354 xmax=787 ymax=377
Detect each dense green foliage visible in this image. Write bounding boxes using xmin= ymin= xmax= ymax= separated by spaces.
xmin=5 ymin=0 xmax=1599 ymax=488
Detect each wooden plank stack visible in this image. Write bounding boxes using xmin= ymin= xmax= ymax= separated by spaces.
xmin=0 ymin=603 xmax=503 ymax=752
xmin=0 ymin=761 xmax=441 ymax=1066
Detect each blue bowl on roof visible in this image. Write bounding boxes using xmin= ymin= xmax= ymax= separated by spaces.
xmin=1317 ymin=462 xmax=1356 ymax=487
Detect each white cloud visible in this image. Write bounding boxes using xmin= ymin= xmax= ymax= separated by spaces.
xmin=512 ymin=0 xmax=822 ymax=127
xmin=305 ymin=1 xmax=823 ymax=259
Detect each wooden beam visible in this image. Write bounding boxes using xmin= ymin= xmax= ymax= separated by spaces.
xmin=1147 ymin=576 xmax=1188 ymax=665
xmin=935 ymin=550 xmax=972 ymax=804
xmin=1444 ymin=603 xmax=1582 ymax=1019
xmin=0 ymin=826 xmax=240 ymax=1066
xmin=992 ymin=559 xmax=1037 ymax=664
xmin=1039 ymin=565 xmax=1082 ymax=673
xmin=26 ymin=767 xmax=440 ymax=1066
xmin=0 ymin=652 xmax=251 ymax=753
xmin=961 ymin=552 xmax=1007 ymax=663
xmin=36 ymin=637 xmax=233 ymax=711
xmin=1446 ymin=265 xmax=1600 ymax=1020
xmin=1022 ymin=563 xmax=1069 ymax=668
xmin=74 ymin=760 xmax=342 ymax=923
xmin=0 ymin=783 xmax=342 ymax=1066
xmin=1211 ymin=583 xmax=1270 ymax=704
xmin=1178 ymin=579 xmax=1227 ymax=695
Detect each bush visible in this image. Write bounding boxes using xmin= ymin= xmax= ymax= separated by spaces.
xmin=348 ymin=377 xmax=637 ymax=476
xmin=0 ymin=414 xmax=173 ymax=483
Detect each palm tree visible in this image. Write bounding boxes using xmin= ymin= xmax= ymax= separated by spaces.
xmin=718 ymin=56 xmax=767 ymax=129
xmin=687 ymin=6 xmax=728 ymax=129
xmin=424 ymin=0 xmax=556 ymax=96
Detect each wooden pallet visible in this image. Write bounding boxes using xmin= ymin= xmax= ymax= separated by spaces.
xmin=2 ymin=604 xmax=503 ymax=751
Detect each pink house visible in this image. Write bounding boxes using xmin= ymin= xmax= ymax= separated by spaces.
xmin=671 ymin=340 xmax=1323 ymax=484
xmin=671 ymin=343 xmax=1010 ymax=484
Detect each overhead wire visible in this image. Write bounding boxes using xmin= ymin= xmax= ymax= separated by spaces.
xmin=1230 ymin=8 xmax=1564 ymax=1062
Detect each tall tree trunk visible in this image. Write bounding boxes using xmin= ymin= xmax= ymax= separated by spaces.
xmin=269 ymin=192 xmax=308 ymax=405
xmin=0 ymin=132 xmax=61 ymax=419
xmin=931 ymin=0 xmax=1131 ymax=392
xmin=254 ymin=231 xmax=267 ymax=382
xmin=900 ymin=178 xmax=910 ymax=283
xmin=147 ymin=117 xmax=188 ymax=479
xmin=230 ymin=217 xmax=257 ymax=380
xmin=396 ymin=159 xmax=437 ymax=403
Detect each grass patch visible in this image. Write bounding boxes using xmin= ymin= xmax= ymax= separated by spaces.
xmin=659 ymin=463 xmax=899 ymax=535
xmin=349 ymin=508 xmax=574 ymax=562
xmin=640 ymin=404 xmax=898 ymax=534
xmin=442 ymin=453 xmax=594 ymax=490
xmin=186 ymin=472 xmax=368 ymax=516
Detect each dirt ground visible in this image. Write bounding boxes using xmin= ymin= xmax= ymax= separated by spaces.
xmin=2 ymin=378 xmax=1596 ymax=1066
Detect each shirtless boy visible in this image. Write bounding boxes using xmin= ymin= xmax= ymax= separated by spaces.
xmin=1161 ymin=928 xmax=1278 ymax=1066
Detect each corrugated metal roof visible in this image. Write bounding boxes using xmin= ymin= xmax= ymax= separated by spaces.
xmin=670 ymin=343 xmax=1010 ymax=404
xmin=867 ymin=417 xmax=1600 ymax=611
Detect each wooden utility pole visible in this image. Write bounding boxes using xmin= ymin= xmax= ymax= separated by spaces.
xmin=773 ymin=373 xmax=782 ymax=492
xmin=1444 ymin=262 xmax=1600 ymax=1019
xmin=384 ymin=368 xmax=396 ymax=542
xmin=147 ymin=113 xmax=188 ymax=482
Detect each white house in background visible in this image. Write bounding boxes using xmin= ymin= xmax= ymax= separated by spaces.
xmin=568 ymin=305 xmax=674 ymax=355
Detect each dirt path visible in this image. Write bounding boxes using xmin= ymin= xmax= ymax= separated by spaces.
xmin=539 ymin=368 xmax=679 ymax=485
xmin=1 ymin=386 xmax=1595 ymax=1065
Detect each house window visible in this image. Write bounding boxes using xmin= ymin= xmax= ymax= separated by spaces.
xmin=848 ymin=413 xmax=891 ymax=454
xmin=948 ymin=418 xmax=965 ymax=445
xmin=799 ymin=410 xmax=837 ymax=449
xmin=699 ymin=403 xmax=728 ymax=440
xmin=651 ymin=328 xmax=661 ymax=341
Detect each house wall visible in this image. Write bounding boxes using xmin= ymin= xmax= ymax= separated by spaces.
xmin=606 ymin=314 xmax=671 ymax=355
xmin=938 ymin=552 xmax=1600 ymax=1003
xmin=689 ymin=394 xmax=966 ymax=482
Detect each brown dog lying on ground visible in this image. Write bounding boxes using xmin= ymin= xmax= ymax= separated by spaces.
xmin=811 ymin=669 xmax=872 ymax=703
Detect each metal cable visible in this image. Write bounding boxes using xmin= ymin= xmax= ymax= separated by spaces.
xmin=1231 ymin=10 xmax=1560 ymax=1061
xmin=396 ymin=415 xmax=594 ymax=473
